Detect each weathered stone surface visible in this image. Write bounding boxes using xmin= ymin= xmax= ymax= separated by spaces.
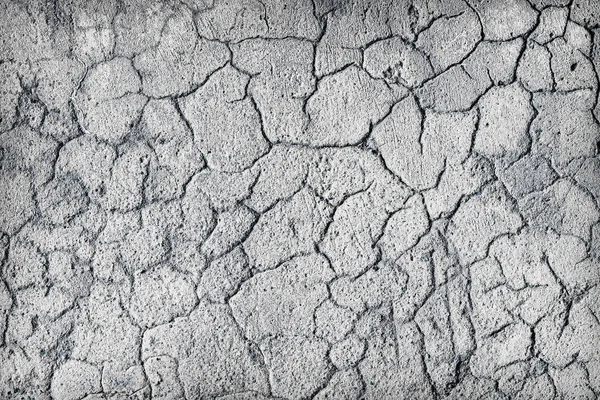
xmin=144 ymin=302 xmax=269 ymax=397
xmin=474 ymin=83 xmax=534 ymax=162
xmin=201 ymin=205 xmax=256 ymax=259
xmin=51 ymin=360 xmax=101 ymax=400
xmin=0 ymin=63 xmax=21 ymax=133
xmin=424 ymin=155 xmax=494 ymax=218
xmin=112 ymin=0 xmax=172 ymax=58
xmin=470 ymin=0 xmax=538 ymax=41
xmin=531 ymin=90 xmax=599 ymax=175
xmin=315 ymin=300 xmax=357 ymax=343
xmin=129 ymin=266 xmax=196 ymax=328
xmin=318 ymin=0 xmax=390 ymax=51
xmin=197 ymin=246 xmax=251 ymax=303
xmin=330 ymin=260 xmax=407 ymax=314
xmin=500 ymin=155 xmax=558 ymax=198
xmin=329 ymin=334 xmax=365 ymax=369
xmin=549 ymin=38 xmax=596 ymax=92
xmin=320 ymin=177 xmax=410 ymax=277
xmin=134 ymin=8 xmax=229 ymax=98
xmin=144 ymin=355 xmax=184 ymax=399
xmin=140 ymin=99 xmax=205 ymax=201
xmin=571 ymin=0 xmax=600 ymax=28
xmin=121 ymin=225 xmax=169 ymax=270
xmin=100 ymin=144 xmax=151 ymax=212
xmin=379 ymin=194 xmax=430 ymax=260
xmin=470 ymin=322 xmax=532 ymax=377
xmin=447 ymin=182 xmax=523 ymax=265
xmin=261 ymin=335 xmax=332 ymax=399
xmin=373 ymin=95 xmax=475 ymax=190
xmin=387 ymin=0 xmax=470 ymax=41
xmin=517 ymin=41 xmax=554 ymax=91
xmin=38 ymin=175 xmax=89 ymax=225
xmin=74 ymin=57 xmax=147 ymax=144
xmin=519 ymin=178 xmax=599 ymax=241
xmin=244 ymin=188 xmax=332 ymax=271
xmin=0 ymin=171 xmax=35 ymax=235
xmin=56 ymin=134 xmax=116 ymax=202
xmin=531 ymin=6 xmax=569 ymax=44
xmin=303 ymin=66 xmax=398 ymax=146
xmin=178 ymin=65 xmax=269 ymax=172
xmin=357 ymin=310 xmax=434 ymax=399
xmin=230 ymin=254 xmax=334 ymax=341
xmin=364 ymin=37 xmax=433 ymax=87
xmin=1 ymin=125 xmax=59 ymax=187
xmin=314 ymin=369 xmax=363 ymax=400
xmin=416 ymin=38 xmax=523 ymax=112
xmin=415 ymin=10 xmax=482 ymax=74
xmin=195 ymin=0 xmax=321 ymax=42
xmin=245 ymin=145 xmax=312 ymax=212
xmin=231 ymin=39 xmax=315 ymax=144
xmin=2 ymin=2 xmax=600 ymax=398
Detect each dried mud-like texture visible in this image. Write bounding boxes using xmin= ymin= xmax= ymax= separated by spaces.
xmin=1 ymin=0 xmax=600 ymax=399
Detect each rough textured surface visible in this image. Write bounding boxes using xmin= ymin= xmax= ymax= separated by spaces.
xmin=1 ymin=0 xmax=600 ymax=399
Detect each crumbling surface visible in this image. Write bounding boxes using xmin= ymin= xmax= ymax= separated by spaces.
xmin=1 ymin=0 xmax=600 ymax=399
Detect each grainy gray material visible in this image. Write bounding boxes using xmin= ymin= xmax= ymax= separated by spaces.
xmin=1 ymin=0 xmax=600 ymax=399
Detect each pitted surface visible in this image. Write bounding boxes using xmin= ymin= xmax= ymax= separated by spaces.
xmin=1 ymin=0 xmax=600 ymax=399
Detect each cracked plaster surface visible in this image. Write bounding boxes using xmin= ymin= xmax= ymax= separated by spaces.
xmin=1 ymin=0 xmax=600 ymax=399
